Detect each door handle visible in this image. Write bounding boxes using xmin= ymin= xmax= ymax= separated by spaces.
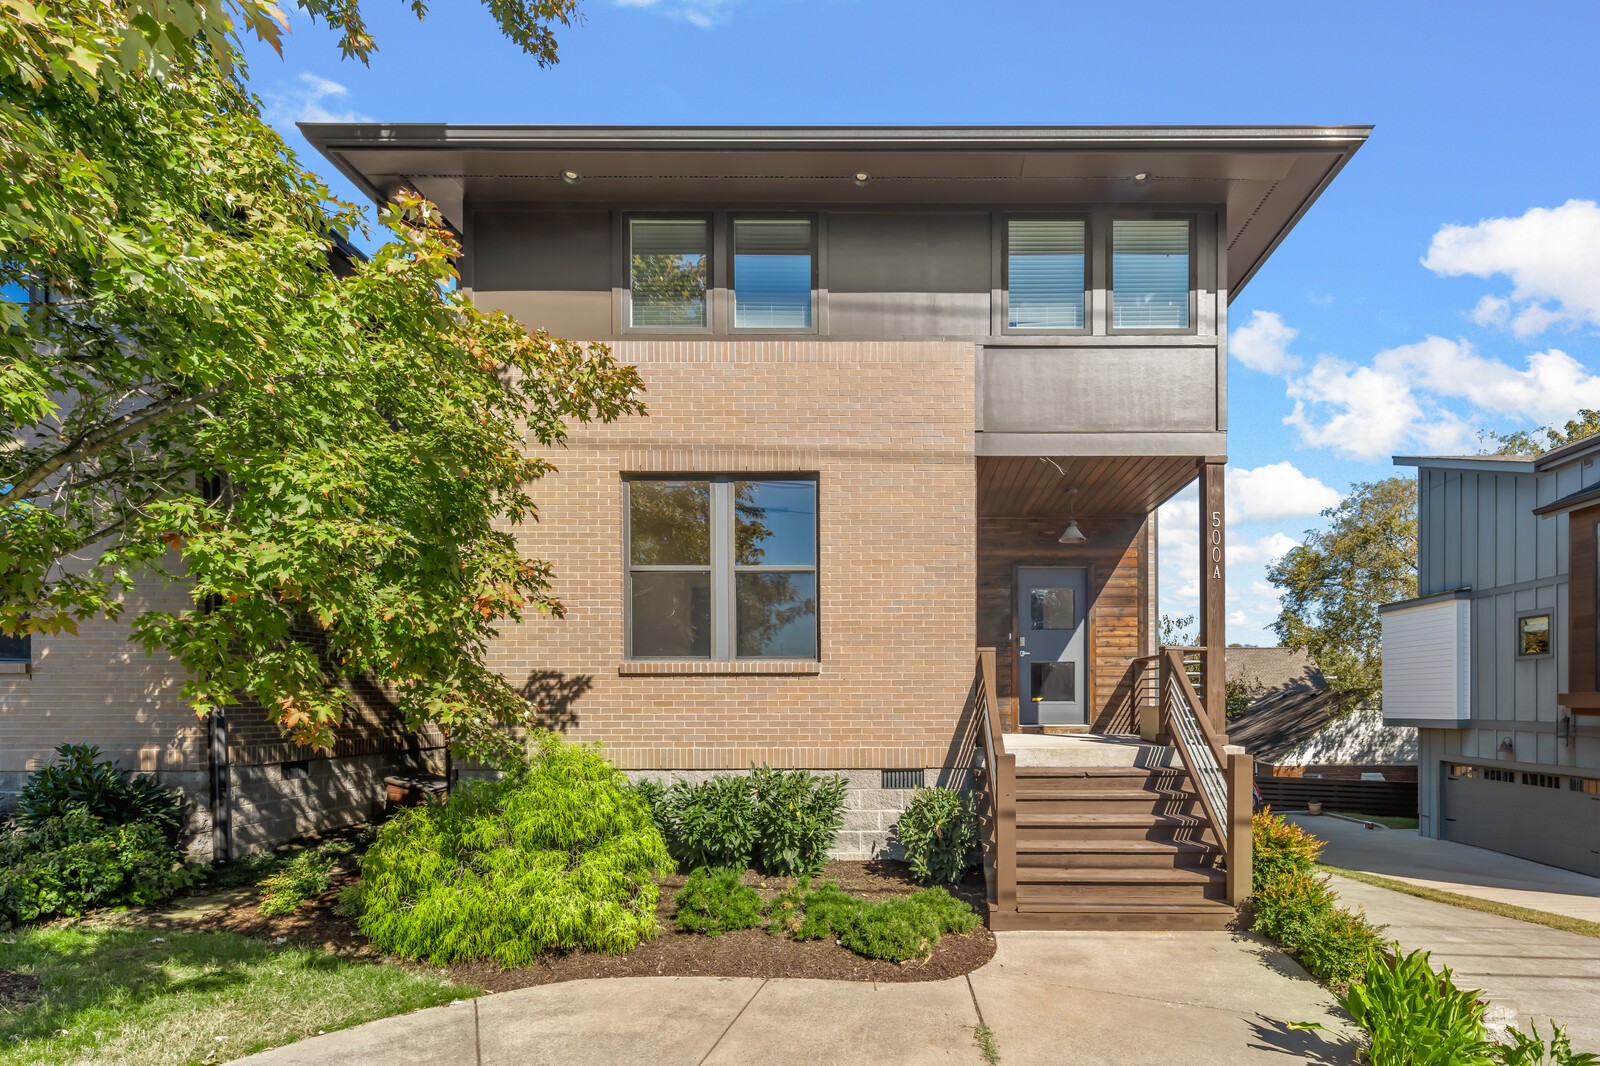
xmin=1018 ymin=649 xmax=1030 ymax=657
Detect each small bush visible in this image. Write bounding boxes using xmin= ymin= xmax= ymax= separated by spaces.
xmin=16 ymin=743 xmax=185 ymax=844
xmin=1338 ymin=945 xmax=1496 ymax=1066
xmin=894 ymin=787 xmax=978 ymax=885
xmin=258 ymin=850 xmax=338 ymax=916
xmin=771 ymin=881 xmax=978 ymax=962
xmin=663 ymin=776 xmax=758 ymax=870
xmin=354 ymin=733 xmax=673 ymax=965
xmin=1250 ymin=812 xmax=1382 ymax=988
xmin=749 ymin=766 xmax=846 ymax=877
xmin=0 ymin=809 xmax=200 ymax=928
xmin=1495 ymin=1022 xmax=1600 ymax=1066
xmin=1252 ymin=807 xmax=1324 ymax=888
xmin=672 ymin=868 xmax=764 ymax=937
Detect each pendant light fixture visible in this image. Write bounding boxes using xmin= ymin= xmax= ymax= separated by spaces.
xmin=1038 ymin=458 xmax=1088 ymax=545
xmin=1058 ymin=488 xmax=1087 ymax=545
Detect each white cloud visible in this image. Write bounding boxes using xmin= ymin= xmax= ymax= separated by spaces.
xmin=615 ymin=0 xmax=741 ymax=27
xmin=1230 ymin=310 xmax=1300 ymax=374
xmin=1228 ymin=531 xmax=1301 ymax=568
xmin=262 ymin=72 xmax=371 ymax=127
xmin=1227 ymin=462 xmax=1340 ymax=523
xmin=1423 ymin=199 xmax=1600 ymax=338
xmin=1470 ymin=295 xmax=1510 ymax=328
xmin=1281 ymin=332 xmax=1600 ymax=461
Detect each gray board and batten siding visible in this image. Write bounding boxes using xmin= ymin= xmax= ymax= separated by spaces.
xmin=1400 ymin=454 xmax=1600 ymax=852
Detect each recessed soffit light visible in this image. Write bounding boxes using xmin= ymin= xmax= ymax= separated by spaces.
xmin=560 ymin=170 xmax=582 ymax=184
xmin=852 ymin=172 xmax=872 ymax=186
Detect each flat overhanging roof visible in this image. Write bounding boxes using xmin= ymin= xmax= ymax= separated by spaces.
xmin=302 ymin=123 xmax=1371 ymax=299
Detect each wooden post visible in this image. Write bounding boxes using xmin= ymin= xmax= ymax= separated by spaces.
xmin=1225 ymin=750 xmax=1254 ymax=906
xmin=1198 ymin=457 xmax=1227 ymax=733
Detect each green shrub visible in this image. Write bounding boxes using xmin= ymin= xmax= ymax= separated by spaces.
xmin=894 ymin=787 xmax=978 ymax=885
xmin=0 ymin=809 xmax=200 ymax=928
xmin=770 ymin=881 xmax=978 ymax=962
xmin=663 ymin=776 xmax=758 ymax=870
xmin=1253 ymin=808 xmax=1324 ymax=889
xmin=672 ymin=868 xmax=763 ymax=937
xmin=16 ymin=743 xmax=185 ymax=844
xmin=1250 ymin=812 xmax=1382 ymax=988
xmin=354 ymin=733 xmax=673 ymax=965
xmin=1337 ymin=945 xmax=1496 ymax=1066
xmin=839 ymin=888 xmax=979 ymax=963
xmin=749 ymin=765 xmax=846 ymax=877
xmin=1495 ymin=1022 xmax=1600 ymax=1066
xmin=258 ymin=850 xmax=339 ymax=917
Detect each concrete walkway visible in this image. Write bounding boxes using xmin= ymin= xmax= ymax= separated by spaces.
xmin=1290 ymin=813 xmax=1600 ymax=923
xmin=233 ymin=931 xmax=1357 ymax=1065
xmin=1327 ymin=873 xmax=1600 ymax=1051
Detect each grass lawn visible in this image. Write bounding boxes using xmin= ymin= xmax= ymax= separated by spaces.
xmin=1321 ymin=864 xmax=1600 ymax=940
xmin=0 ymin=919 xmax=479 ymax=1066
xmin=1326 ymin=811 xmax=1420 ymax=830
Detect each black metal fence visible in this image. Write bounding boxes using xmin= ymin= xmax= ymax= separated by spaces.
xmin=1255 ymin=776 xmax=1418 ymax=819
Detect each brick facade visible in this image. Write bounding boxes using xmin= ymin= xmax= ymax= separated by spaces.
xmin=484 ymin=339 xmax=978 ymax=775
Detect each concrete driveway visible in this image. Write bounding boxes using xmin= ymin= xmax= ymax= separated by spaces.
xmin=232 ymin=931 xmax=1357 ymax=1066
xmin=1291 ymin=813 xmax=1600 ymax=923
xmin=1288 ymin=814 xmax=1600 ymax=1050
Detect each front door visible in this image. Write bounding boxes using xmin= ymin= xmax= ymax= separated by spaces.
xmin=1016 ymin=566 xmax=1088 ymax=726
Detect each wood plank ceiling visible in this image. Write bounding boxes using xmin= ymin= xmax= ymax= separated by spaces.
xmin=976 ymin=455 xmax=1199 ymax=519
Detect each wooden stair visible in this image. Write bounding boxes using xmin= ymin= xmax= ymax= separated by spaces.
xmin=987 ymin=764 xmax=1237 ymax=931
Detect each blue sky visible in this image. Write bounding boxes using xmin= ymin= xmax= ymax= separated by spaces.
xmin=246 ymin=0 xmax=1600 ymax=645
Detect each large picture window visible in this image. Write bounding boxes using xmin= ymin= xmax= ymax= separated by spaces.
xmin=732 ymin=219 xmax=814 ymax=330
xmin=1006 ymin=219 xmax=1086 ymax=330
xmin=1111 ymin=218 xmax=1191 ymax=329
xmin=629 ymin=218 xmax=710 ymax=329
xmin=626 ymin=477 xmax=818 ymax=660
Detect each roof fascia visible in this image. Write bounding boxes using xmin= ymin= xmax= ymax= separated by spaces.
xmin=1393 ymin=455 xmax=1539 ymax=474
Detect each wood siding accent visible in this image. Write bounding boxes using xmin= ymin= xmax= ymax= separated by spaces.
xmin=977 ymin=514 xmax=1150 ymax=733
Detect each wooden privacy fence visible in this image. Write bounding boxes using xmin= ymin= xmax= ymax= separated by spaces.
xmin=1255 ymin=777 xmax=1418 ymax=819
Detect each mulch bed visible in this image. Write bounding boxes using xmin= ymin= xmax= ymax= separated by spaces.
xmin=0 ymin=969 xmax=40 ymax=1007
xmin=186 ymin=859 xmax=995 ymax=988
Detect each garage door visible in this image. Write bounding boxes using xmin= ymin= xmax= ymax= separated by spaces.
xmin=1442 ymin=764 xmax=1600 ymax=877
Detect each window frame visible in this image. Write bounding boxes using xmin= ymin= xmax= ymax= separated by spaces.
xmin=0 ymin=630 xmax=30 ymax=664
xmin=1107 ymin=213 xmax=1198 ymax=335
xmin=728 ymin=213 xmax=820 ymax=335
xmin=623 ymin=474 xmax=820 ymax=662
xmin=998 ymin=214 xmax=1091 ymax=337
xmin=621 ymin=213 xmax=715 ymax=335
xmin=1515 ymin=607 xmax=1555 ymax=660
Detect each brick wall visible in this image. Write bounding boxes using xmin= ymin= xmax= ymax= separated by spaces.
xmin=487 ymin=339 xmax=977 ymax=773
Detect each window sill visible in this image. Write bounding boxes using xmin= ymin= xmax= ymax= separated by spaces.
xmin=619 ymin=660 xmax=822 ymax=677
xmin=0 ymin=661 xmax=33 ymax=676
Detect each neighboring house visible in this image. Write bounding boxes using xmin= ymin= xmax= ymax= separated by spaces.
xmin=1383 ymin=446 xmax=1600 ymax=876
xmin=4 ymin=125 xmax=1372 ymax=927
xmin=1228 ymin=647 xmax=1417 ymax=781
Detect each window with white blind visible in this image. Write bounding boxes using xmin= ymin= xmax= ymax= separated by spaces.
xmin=1006 ymin=219 xmax=1086 ymax=330
xmin=732 ymin=218 xmax=814 ymax=330
xmin=1111 ymin=219 xmax=1191 ymax=330
xmin=629 ymin=218 xmax=710 ymax=329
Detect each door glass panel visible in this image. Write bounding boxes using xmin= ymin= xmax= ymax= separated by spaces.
xmin=1029 ymin=588 xmax=1076 ymax=630
xmin=735 ymin=572 xmax=818 ymax=659
xmin=629 ymin=481 xmax=711 ymax=565
xmin=734 ymin=480 xmax=817 ymax=566
xmin=630 ymin=571 xmax=712 ymax=657
xmin=1030 ymin=662 xmax=1076 ymax=703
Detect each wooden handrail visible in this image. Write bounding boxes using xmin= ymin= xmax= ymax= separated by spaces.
xmin=973 ymin=648 xmax=1016 ymax=915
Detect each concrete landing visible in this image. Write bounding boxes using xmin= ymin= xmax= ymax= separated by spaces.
xmin=1004 ymin=732 xmax=1179 ymax=769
